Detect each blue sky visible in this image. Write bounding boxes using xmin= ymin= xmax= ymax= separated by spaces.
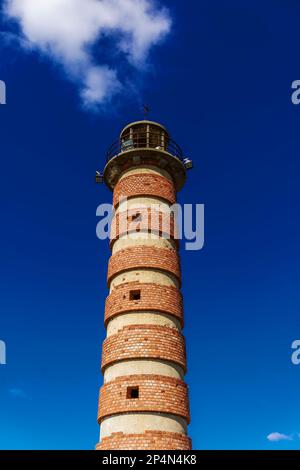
xmin=1 ymin=0 xmax=300 ymax=450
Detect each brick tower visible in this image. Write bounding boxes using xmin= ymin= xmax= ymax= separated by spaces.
xmin=96 ymin=120 xmax=192 ymax=450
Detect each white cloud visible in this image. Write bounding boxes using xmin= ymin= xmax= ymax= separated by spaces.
xmin=267 ymin=432 xmax=293 ymax=442
xmin=4 ymin=0 xmax=171 ymax=109
xmin=80 ymin=65 xmax=121 ymax=110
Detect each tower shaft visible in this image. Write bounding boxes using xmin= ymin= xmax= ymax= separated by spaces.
xmin=97 ymin=121 xmax=191 ymax=450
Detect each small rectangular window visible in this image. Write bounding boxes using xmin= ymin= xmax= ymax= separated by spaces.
xmin=128 ymin=212 xmax=141 ymax=222
xmin=130 ymin=290 xmax=141 ymax=301
xmin=127 ymin=386 xmax=139 ymax=399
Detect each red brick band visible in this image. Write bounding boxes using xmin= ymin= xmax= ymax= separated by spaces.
xmin=105 ymin=282 xmax=183 ymax=325
xmin=101 ymin=325 xmax=186 ymax=372
xmin=98 ymin=375 xmax=190 ymax=422
xmin=107 ymin=247 xmax=181 ymax=285
xmin=113 ymin=174 xmax=176 ymax=207
xmin=110 ymin=207 xmax=177 ymax=248
xmin=96 ymin=431 xmax=192 ymax=450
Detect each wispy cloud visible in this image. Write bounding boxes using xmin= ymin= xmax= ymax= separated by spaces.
xmin=9 ymin=387 xmax=27 ymax=398
xmin=267 ymin=432 xmax=293 ymax=442
xmin=3 ymin=0 xmax=171 ymax=110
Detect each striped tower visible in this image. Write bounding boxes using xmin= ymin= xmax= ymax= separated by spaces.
xmin=96 ymin=120 xmax=191 ymax=450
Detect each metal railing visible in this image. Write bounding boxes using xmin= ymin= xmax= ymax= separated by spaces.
xmin=106 ymin=131 xmax=184 ymax=162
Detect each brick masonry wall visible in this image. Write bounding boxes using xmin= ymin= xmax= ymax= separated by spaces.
xmin=98 ymin=153 xmax=190 ymax=450
xmin=101 ymin=325 xmax=186 ymax=371
xmin=105 ymin=282 xmax=183 ymax=325
xmin=98 ymin=374 xmax=190 ymax=422
xmin=107 ymin=246 xmax=181 ymax=286
xmin=110 ymin=207 xmax=177 ymax=248
xmin=96 ymin=431 xmax=192 ymax=450
xmin=113 ymin=173 xmax=176 ymax=207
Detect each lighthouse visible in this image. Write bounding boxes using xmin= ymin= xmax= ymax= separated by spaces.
xmin=96 ymin=120 xmax=192 ymax=450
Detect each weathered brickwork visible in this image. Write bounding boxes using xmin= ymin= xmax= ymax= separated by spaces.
xmin=98 ymin=375 xmax=190 ymax=422
xmin=110 ymin=207 xmax=177 ymax=248
xmin=104 ymin=282 xmax=183 ymax=325
xmin=113 ymin=173 xmax=176 ymax=207
xmin=101 ymin=325 xmax=186 ymax=371
xmin=97 ymin=121 xmax=191 ymax=450
xmin=96 ymin=431 xmax=192 ymax=450
xmin=107 ymin=246 xmax=181 ymax=286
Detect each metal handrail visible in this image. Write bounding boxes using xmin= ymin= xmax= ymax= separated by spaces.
xmin=106 ymin=131 xmax=184 ymax=162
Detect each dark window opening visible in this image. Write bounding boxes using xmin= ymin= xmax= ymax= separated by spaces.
xmin=127 ymin=386 xmax=139 ymax=399
xmin=130 ymin=290 xmax=141 ymax=301
xmin=128 ymin=212 xmax=141 ymax=223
